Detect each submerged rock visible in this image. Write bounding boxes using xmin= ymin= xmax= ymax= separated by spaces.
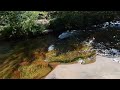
xmin=58 ymin=30 xmax=77 ymax=39
xmin=48 ymin=45 xmax=55 ymax=51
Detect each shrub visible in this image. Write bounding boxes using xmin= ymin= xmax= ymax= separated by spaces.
xmin=49 ymin=11 xmax=120 ymax=31
xmin=0 ymin=11 xmax=48 ymax=39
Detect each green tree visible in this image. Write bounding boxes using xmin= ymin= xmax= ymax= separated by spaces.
xmin=49 ymin=11 xmax=120 ymax=31
xmin=0 ymin=11 xmax=45 ymax=39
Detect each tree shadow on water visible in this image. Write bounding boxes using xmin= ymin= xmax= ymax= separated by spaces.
xmin=54 ymin=36 xmax=87 ymax=56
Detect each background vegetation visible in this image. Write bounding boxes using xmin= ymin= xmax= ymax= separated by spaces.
xmin=1 ymin=11 xmax=120 ymax=40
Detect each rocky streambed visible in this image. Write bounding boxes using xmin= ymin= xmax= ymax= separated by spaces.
xmin=47 ymin=29 xmax=120 ymax=64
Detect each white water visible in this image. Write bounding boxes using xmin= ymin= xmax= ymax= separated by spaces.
xmin=95 ymin=45 xmax=120 ymax=63
xmin=102 ymin=21 xmax=120 ymax=29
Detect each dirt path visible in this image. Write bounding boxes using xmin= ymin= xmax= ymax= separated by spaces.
xmin=45 ymin=55 xmax=120 ymax=79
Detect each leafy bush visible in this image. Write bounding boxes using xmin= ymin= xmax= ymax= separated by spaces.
xmin=0 ymin=11 xmax=47 ymax=39
xmin=49 ymin=11 xmax=120 ymax=31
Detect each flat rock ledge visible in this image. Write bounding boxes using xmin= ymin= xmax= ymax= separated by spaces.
xmin=45 ymin=55 xmax=120 ymax=79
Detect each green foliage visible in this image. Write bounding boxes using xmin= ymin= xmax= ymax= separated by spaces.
xmin=49 ymin=18 xmax=66 ymax=32
xmin=38 ymin=11 xmax=49 ymax=19
xmin=49 ymin=11 xmax=120 ymax=31
xmin=0 ymin=11 xmax=47 ymax=39
xmin=1 ymin=11 xmax=120 ymax=39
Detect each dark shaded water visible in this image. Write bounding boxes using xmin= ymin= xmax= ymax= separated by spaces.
xmin=53 ymin=29 xmax=120 ymax=58
xmin=0 ymin=29 xmax=120 ymax=61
